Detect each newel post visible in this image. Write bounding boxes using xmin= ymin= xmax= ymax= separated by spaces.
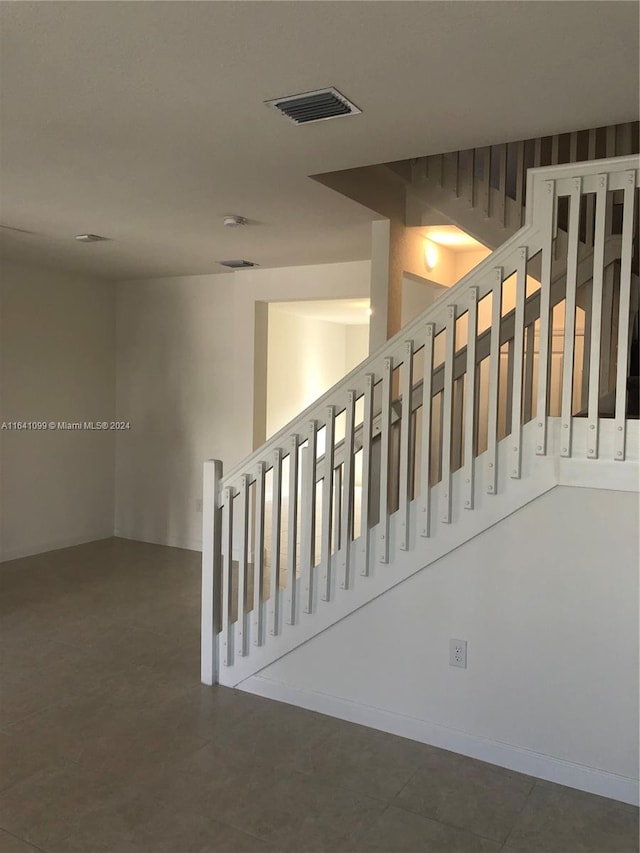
xmin=201 ymin=459 xmax=223 ymax=685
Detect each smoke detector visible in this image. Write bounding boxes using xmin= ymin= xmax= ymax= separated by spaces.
xmin=75 ymin=234 xmax=109 ymax=243
xmin=223 ymin=215 xmax=247 ymax=227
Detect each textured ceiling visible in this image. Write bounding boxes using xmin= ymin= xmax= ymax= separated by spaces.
xmin=0 ymin=1 xmax=638 ymax=280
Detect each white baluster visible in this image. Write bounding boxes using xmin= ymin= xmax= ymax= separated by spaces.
xmin=252 ymin=462 xmax=266 ymax=646
xmin=510 ymin=250 xmax=528 ymax=478
xmin=560 ymin=179 xmax=582 ymax=458
xmin=614 ymin=171 xmax=637 ymax=461
xmin=441 ymin=307 xmax=456 ymax=521
xmin=341 ymin=392 xmax=356 ymax=584
xmin=268 ymin=449 xmax=283 ymax=635
xmin=201 ymin=459 xmax=223 ymax=685
xmin=379 ymin=361 xmax=392 ymax=562
xmin=399 ymin=341 xmax=414 ymax=550
xmin=301 ymin=421 xmax=318 ymax=613
xmin=221 ymin=486 xmax=234 ymax=667
xmin=587 ymin=176 xmax=608 ymax=458
xmin=536 ymin=180 xmax=555 ymax=455
xmin=463 ymin=289 xmax=478 ymax=506
xmin=360 ymin=375 xmax=374 ymax=575
xmin=486 ymin=270 xmax=502 ymax=493
xmin=285 ymin=435 xmax=299 ymax=625
xmin=320 ymin=407 xmax=335 ymax=601
xmin=236 ymin=475 xmax=250 ymax=656
xmin=420 ymin=325 xmax=435 ymax=537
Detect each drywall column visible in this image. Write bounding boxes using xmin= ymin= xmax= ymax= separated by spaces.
xmin=369 ymin=219 xmax=390 ymax=353
xmin=371 ymin=218 xmax=440 ymax=349
xmin=253 ymin=301 xmax=269 ymax=449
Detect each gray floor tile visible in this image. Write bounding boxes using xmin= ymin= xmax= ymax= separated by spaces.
xmin=208 ymin=769 xmax=386 ymax=852
xmin=0 ymin=828 xmax=43 ymax=853
xmin=293 ymin=720 xmax=427 ymax=801
xmin=0 ymin=766 xmax=129 ymax=849
xmin=2 ymin=539 xmax=637 ymax=853
xmin=505 ymin=780 xmax=640 ymax=852
xmin=393 ymin=747 xmax=535 ymax=843
xmin=5 ymin=690 xmax=208 ymax=781
xmin=352 ymin=804 xmax=502 ymax=852
xmin=48 ymin=788 xmax=273 ymax=853
xmin=0 ymin=731 xmax=67 ymax=795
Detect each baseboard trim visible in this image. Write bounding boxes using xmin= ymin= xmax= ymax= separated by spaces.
xmin=0 ymin=531 xmax=114 ymax=563
xmin=240 ymin=674 xmax=639 ymax=807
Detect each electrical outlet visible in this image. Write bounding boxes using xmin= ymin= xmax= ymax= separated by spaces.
xmin=449 ymin=639 xmax=467 ymax=669
xmin=195 ymin=498 xmax=203 ymax=513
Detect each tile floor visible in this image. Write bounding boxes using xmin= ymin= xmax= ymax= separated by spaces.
xmin=0 ymin=538 xmax=637 ymax=853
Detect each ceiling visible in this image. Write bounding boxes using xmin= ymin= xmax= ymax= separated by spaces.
xmin=1 ymin=2 xmax=638 ymax=281
xmin=270 ymin=298 xmax=371 ymax=327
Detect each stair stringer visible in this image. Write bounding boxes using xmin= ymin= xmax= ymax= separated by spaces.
xmin=218 ymin=419 xmax=564 ymax=688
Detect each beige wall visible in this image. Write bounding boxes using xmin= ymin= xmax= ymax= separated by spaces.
xmin=0 ymin=261 xmax=115 ymax=560
xmin=266 ymin=309 xmax=366 ymax=439
xmin=386 ymin=226 xmax=491 ymax=338
xmin=115 ymin=261 xmax=370 ymax=550
xmin=114 ymin=273 xmax=237 ymax=550
xmin=232 ymin=261 xmax=370 ymax=452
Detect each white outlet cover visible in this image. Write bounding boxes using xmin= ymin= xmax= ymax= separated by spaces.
xmin=449 ymin=638 xmax=467 ymax=669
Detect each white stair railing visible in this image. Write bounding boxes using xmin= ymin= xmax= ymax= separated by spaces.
xmin=406 ymin=122 xmax=639 ymax=245
xmin=202 ymin=155 xmax=639 ymax=687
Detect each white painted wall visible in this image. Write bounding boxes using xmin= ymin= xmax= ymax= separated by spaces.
xmin=257 ymin=486 xmax=639 ymax=797
xmin=0 ymin=261 xmax=115 ymax=560
xmin=115 ymin=261 xmax=370 ymax=549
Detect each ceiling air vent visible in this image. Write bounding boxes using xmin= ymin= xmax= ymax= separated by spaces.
xmin=265 ymin=88 xmax=361 ymax=125
xmin=218 ymin=259 xmax=258 ymax=269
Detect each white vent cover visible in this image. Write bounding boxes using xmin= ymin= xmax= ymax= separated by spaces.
xmin=265 ymin=88 xmax=361 ymax=125
xmin=218 ymin=259 xmax=258 ymax=269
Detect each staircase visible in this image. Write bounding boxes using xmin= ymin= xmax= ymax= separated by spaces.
xmin=201 ymin=154 xmax=639 ymax=690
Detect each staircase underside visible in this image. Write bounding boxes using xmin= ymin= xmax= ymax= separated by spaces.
xmin=218 ymin=418 xmax=639 ymax=687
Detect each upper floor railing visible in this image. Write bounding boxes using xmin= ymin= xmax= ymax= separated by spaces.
xmin=404 ymin=122 xmax=639 ymax=244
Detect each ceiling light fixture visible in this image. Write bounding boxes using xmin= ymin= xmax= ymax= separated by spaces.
xmin=223 ymin=215 xmax=247 ymax=227
xmin=424 ymin=240 xmax=439 ymax=272
xmin=75 ymin=234 xmax=109 ymax=243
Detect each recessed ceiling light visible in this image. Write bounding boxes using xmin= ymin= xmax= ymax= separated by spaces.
xmin=265 ymin=88 xmax=361 ymax=125
xmin=223 ymin=215 xmax=247 ymax=227
xmin=75 ymin=234 xmax=109 ymax=243
xmin=218 ymin=259 xmax=258 ymax=269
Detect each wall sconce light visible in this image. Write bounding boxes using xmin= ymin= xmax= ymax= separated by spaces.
xmin=424 ymin=240 xmax=439 ymax=272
